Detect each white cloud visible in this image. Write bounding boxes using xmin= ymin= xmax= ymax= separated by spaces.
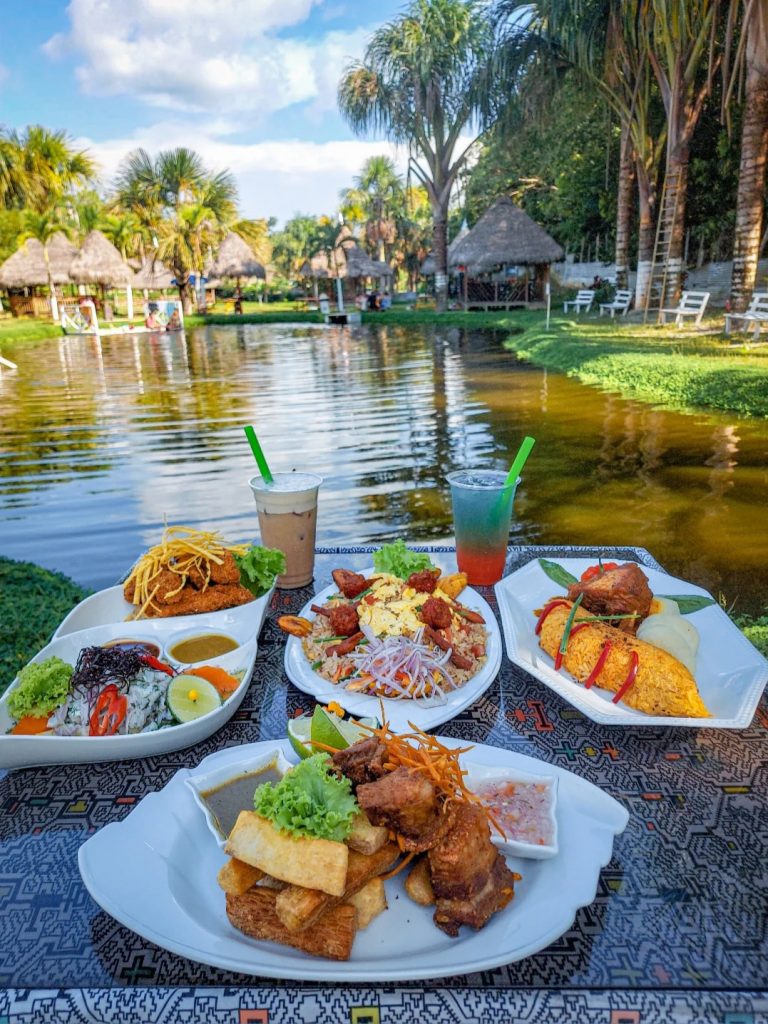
xmin=78 ymin=125 xmax=413 ymax=223
xmin=44 ymin=0 xmax=370 ymax=117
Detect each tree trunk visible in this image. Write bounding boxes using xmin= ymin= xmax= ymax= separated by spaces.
xmin=432 ymin=204 xmax=449 ymax=313
xmin=614 ymin=121 xmax=635 ymax=291
xmin=664 ymin=144 xmax=690 ymax=304
xmin=634 ymin=161 xmax=656 ymax=310
xmin=731 ymin=17 xmax=768 ymax=311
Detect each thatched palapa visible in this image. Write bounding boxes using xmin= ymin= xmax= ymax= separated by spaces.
xmin=0 ymin=233 xmax=78 ymax=288
xmin=302 ymin=228 xmax=392 ymax=281
xmin=132 ymin=256 xmax=175 ymax=290
xmin=449 ymin=196 xmax=564 ymax=274
xmin=69 ymin=230 xmax=134 ymax=286
xmin=209 ymin=232 xmax=266 ymax=280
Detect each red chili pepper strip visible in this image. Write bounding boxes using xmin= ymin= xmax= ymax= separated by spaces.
xmin=554 ymin=622 xmax=593 ymax=670
xmin=612 ymin=651 xmax=640 ymax=704
xmin=535 ymin=600 xmax=571 ymax=635
xmin=585 ymin=642 xmax=612 ymax=689
xmin=89 ymin=685 xmax=128 ymax=736
xmin=580 ymin=561 xmax=619 ymax=582
xmin=141 ymin=654 xmax=175 ymax=677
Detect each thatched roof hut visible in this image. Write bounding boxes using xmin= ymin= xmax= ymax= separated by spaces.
xmin=0 ymin=233 xmax=78 ymax=288
xmin=69 ymin=230 xmax=134 ymax=286
xmin=209 ymin=232 xmax=266 ymax=280
xmin=132 ymin=256 xmax=175 ymax=290
xmin=302 ymin=228 xmax=392 ymax=280
xmin=449 ymin=196 xmax=564 ymax=274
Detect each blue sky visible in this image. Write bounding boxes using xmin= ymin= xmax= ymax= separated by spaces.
xmin=0 ymin=0 xmax=407 ymax=221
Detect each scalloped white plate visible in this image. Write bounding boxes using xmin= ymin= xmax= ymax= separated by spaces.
xmin=78 ymin=737 xmax=628 ymax=981
xmin=495 ymin=557 xmax=768 ymax=728
xmin=283 ymin=574 xmax=502 ymax=731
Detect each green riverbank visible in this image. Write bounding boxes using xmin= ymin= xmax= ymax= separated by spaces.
xmin=503 ymin=312 xmax=768 ymax=418
xmin=1 ymin=557 xmax=765 ymax=692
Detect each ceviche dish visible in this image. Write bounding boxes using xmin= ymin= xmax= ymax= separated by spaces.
xmin=5 ymin=642 xmax=245 ymax=737
xmin=278 ymin=542 xmax=488 ymax=701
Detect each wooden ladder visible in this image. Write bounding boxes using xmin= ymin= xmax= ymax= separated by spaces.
xmin=643 ymin=166 xmax=683 ymax=323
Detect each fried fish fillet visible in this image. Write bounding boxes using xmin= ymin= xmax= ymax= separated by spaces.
xmin=144 ymin=582 xmax=254 ymax=617
xmin=539 ymin=602 xmax=709 ymax=718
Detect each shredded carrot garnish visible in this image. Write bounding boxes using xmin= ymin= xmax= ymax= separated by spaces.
xmin=380 ymin=850 xmax=416 ymax=880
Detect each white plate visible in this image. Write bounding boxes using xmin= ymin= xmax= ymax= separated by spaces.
xmin=78 ymin=737 xmax=628 ymax=981
xmin=53 ymin=584 xmax=275 ymax=640
xmin=283 ymin=574 xmax=502 ymax=731
xmin=0 ymin=617 xmax=259 ymax=769
xmin=495 ymin=557 xmax=768 ymax=728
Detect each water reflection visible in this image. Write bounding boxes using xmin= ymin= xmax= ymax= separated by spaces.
xmin=1 ymin=322 xmax=766 ymax=613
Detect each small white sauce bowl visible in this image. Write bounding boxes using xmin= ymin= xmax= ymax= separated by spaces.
xmin=185 ymin=748 xmax=293 ymax=849
xmin=464 ymin=763 xmax=559 ymax=860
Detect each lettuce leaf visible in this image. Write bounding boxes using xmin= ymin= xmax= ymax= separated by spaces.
xmin=373 ymin=540 xmax=434 ymax=580
xmin=252 ymin=753 xmax=358 ymax=842
xmin=235 ymin=545 xmax=286 ymax=597
xmin=8 ymin=656 xmax=73 ymax=720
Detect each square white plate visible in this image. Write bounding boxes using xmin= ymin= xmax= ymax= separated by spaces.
xmin=495 ymin=557 xmax=768 ymax=728
xmin=283 ymin=573 xmax=502 ymax=731
xmin=78 ymin=737 xmax=628 ymax=981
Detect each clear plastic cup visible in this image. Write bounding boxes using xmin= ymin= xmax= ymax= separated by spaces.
xmin=447 ymin=470 xmax=520 ymax=586
xmin=249 ymin=472 xmax=323 ymax=589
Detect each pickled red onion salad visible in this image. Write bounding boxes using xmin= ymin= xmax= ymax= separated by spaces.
xmin=346 ymin=626 xmax=455 ymax=700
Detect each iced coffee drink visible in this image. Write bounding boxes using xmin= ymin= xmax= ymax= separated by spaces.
xmin=249 ymin=472 xmax=322 ymax=589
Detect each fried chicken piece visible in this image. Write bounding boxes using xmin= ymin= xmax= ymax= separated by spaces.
xmin=332 ymin=569 xmax=372 ymax=599
xmin=210 ymin=550 xmax=241 ymax=585
xmin=151 ymin=568 xmax=187 ymax=605
xmin=332 ymin=738 xmax=388 ymax=788
xmin=123 ymin=576 xmax=136 ymax=602
xmin=420 ymin=596 xmax=452 ymax=630
xmin=567 ymin=562 xmax=653 ymax=634
xmin=428 ymin=803 xmax=518 ymax=937
xmin=356 ymin=768 xmax=451 ymax=852
xmin=328 ymin=604 xmax=360 ymax=637
xmin=407 ymin=568 xmax=441 ymax=594
xmin=145 ymin=582 xmax=253 ymax=617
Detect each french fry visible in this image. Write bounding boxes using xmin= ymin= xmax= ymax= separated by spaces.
xmin=274 ymin=842 xmax=400 ymax=932
xmin=347 ymin=878 xmax=387 ymax=929
xmin=224 ymin=812 xmax=349 ymax=896
xmin=217 ymin=858 xmax=264 ymax=895
xmin=404 ymin=857 xmax=435 ymax=906
xmin=347 ymin=811 xmax=389 ymax=855
xmin=226 ymin=889 xmax=357 ymax=961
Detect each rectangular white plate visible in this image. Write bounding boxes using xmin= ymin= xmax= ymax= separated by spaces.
xmin=78 ymin=737 xmax=628 ymax=981
xmin=495 ymin=557 xmax=768 ymax=728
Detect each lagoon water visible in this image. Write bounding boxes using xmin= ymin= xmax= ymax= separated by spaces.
xmin=1 ymin=322 xmax=766 ymax=613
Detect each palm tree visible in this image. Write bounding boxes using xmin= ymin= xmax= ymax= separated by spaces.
xmin=9 ymin=126 xmax=95 ymax=212
xmin=350 ymin=155 xmax=404 ymax=262
xmin=101 ymin=211 xmax=145 ymax=261
xmin=232 ymin=218 xmax=272 ymax=267
xmin=112 ymin=147 xmax=237 ymax=311
xmin=726 ymin=0 xmax=768 ymax=310
xmin=644 ymin=0 xmax=724 ymax=300
xmin=339 ymin=0 xmax=518 ymax=311
xmin=17 ymin=209 xmax=71 ymax=321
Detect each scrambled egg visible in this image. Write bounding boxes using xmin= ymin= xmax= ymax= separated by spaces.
xmin=357 ymin=574 xmax=427 ymax=637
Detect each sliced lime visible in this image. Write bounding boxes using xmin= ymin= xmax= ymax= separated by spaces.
xmin=310 ymin=706 xmax=377 ymax=752
xmin=287 ymin=715 xmax=313 ymax=759
xmin=167 ymin=674 xmax=222 ymax=722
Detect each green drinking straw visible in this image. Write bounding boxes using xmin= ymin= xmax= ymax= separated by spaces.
xmin=504 ymin=435 xmax=536 ymax=488
xmin=243 ymin=425 xmax=274 ymax=485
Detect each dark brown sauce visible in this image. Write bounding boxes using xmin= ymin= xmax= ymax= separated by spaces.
xmin=102 ymin=638 xmax=161 ymax=658
xmin=201 ymin=762 xmax=283 ymax=837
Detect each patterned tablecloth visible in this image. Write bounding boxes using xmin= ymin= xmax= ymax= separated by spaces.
xmin=1 ymin=546 xmax=766 ymax=1024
